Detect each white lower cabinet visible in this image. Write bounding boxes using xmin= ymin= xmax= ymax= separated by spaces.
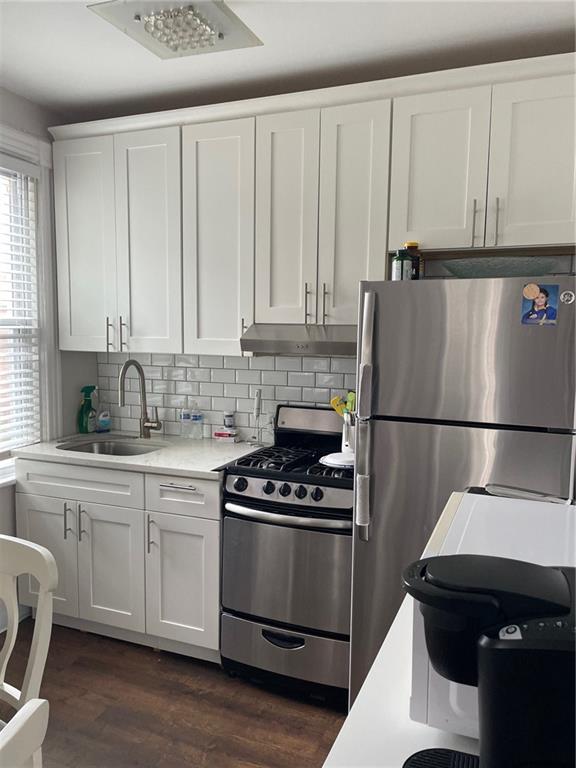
xmin=77 ymin=502 xmax=145 ymax=632
xmin=16 ymin=493 xmax=79 ymax=618
xmin=145 ymin=511 xmax=219 ymax=650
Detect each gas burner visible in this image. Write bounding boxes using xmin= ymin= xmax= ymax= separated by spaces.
xmin=307 ymin=463 xmax=354 ymax=481
xmin=235 ymin=446 xmax=315 ymax=472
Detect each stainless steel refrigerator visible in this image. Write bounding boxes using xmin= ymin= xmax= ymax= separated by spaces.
xmin=351 ymin=274 xmax=576 ymax=702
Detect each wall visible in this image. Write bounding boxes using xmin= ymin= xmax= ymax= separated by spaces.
xmin=0 ymin=484 xmax=16 ymax=629
xmin=0 ymin=85 xmax=62 ymax=140
xmin=97 ymin=353 xmax=356 ymax=444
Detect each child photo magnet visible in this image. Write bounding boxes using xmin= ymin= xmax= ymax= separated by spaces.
xmin=521 ymin=283 xmax=559 ymax=326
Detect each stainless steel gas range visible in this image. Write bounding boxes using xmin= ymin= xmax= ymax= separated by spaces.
xmin=220 ymin=405 xmax=353 ymax=694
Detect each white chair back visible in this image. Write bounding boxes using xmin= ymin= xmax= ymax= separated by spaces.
xmin=0 ymin=535 xmax=57 ymax=711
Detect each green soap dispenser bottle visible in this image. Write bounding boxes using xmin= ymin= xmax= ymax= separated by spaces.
xmin=77 ymin=385 xmax=97 ymax=434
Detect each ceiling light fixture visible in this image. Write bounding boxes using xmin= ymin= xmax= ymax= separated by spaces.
xmin=88 ymin=1 xmax=262 ymax=59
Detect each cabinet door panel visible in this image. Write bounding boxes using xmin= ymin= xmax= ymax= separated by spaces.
xmin=146 ymin=511 xmax=219 ymax=649
xmin=78 ymin=502 xmax=145 ymax=631
xmin=115 ymin=127 xmax=182 ymax=353
xmin=486 ymin=75 xmax=576 ymax=246
xmin=183 ymin=119 xmax=254 ymax=354
xmin=318 ymin=100 xmax=390 ymax=324
xmin=53 ymin=137 xmax=117 ymax=351
xmin=389 ymin=86 xmax=491 ymax=250
xmin=255 ymin=110 xmax=319 ymax=324
xmin=16 ymin=494 xmax=79 ymax=617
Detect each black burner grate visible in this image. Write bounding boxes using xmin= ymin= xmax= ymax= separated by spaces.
xmin=235 ymin=447 xmax=315 ymax=472
xmin=307 ymin=463 xmax=354 ymax=481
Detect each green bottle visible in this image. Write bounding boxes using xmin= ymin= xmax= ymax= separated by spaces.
xmin=77 ymin=385 xmax=97 ymax=434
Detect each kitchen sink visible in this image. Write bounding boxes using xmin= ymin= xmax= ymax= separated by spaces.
xmin=56 ymin=437 xmax=164 ymax=456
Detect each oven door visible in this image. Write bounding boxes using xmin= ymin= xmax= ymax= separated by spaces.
xmin=222 ymin=504 xmax=352 ymax=636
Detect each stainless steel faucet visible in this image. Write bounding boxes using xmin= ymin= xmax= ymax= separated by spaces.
xmin=118 ymin=359 xmax=162 ymax=439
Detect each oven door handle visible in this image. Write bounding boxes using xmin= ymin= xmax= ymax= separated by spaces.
xmin=224 ymin=502 xmax=352 ymax=531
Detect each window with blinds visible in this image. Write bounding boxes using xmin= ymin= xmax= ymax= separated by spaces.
xmin=0 ymin=165 xmax=40 ymax=456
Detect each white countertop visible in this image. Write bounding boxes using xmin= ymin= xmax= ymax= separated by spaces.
xmin=12 ymin=433 xmax=258 ymax=480
xmin=323 ymin=597 xmax=479 ymax=768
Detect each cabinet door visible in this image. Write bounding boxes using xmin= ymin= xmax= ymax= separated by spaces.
xmin=255 ymin=110 xmax=320 ymax=324
xmin=486 ymin=75 xmax=576 ymax=246
xmin=53 ymin=137 xmax=117 ymax=351
xmin=16 ymin=494 xmax=79 ymax=617
xmin=145 ymin=511 xmax=219 ymax=649
xmin=318 ymin=100 xmax=391 ymax=324
xmin=389 ymin=86 xmax=491 ymax=250
xmin=183 ymin=118 xmax=255 ymax=355
xmin=77 ymin=502 xmax=145 ymax=631
xmin=115 ymin=127 xmax=182 ymax=353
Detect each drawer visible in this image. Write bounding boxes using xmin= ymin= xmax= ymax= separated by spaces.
xmin=15 ymin=460 xmax=144 ymax=509
xmin=145 ymin=474 xmax=220 ymax=519
xmin=221 ymin=613 xmax=350 ymax=689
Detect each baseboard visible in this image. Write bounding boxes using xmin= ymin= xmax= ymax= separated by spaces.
xmin=49 ymin=613 xmax=221 ymax=665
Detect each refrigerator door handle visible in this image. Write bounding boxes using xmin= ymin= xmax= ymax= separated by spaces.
xmin=356 ymin=474 xmax=371 ymax=541
xmin=484 ymin=483 xmax=572 ymax=505
xmin=358 ymin=291 xmax=375 ymax=421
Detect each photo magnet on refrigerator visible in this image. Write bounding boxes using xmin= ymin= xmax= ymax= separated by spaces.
xmin=521 ymin=283 xmax=559 ymax=326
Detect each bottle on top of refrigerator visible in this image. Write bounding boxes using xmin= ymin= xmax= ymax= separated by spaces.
xmin=189 ymin=401 xmax=204 ymax=440
xmin=391 ymin=241 xmax=420 ymax=281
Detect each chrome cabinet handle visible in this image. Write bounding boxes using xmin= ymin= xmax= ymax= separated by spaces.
xmin=322 ymin=282 xmax=328 ymax=325
xmin=225 ymin=502 xmax=352 ymax=530
xmin=119 ymin=315 xmax=128 ymax=350
xmin=78 ymin=505 xmax=88 ymax=541
xmin=494 ymin=197 xmax=501 ymax=246
xmin=470 ymin=198 xmax=478 ymax=247
xmin=105 ymin=316 xmax=113 ymax=358
xmin=146 ymin=514 xmax=153 ymax=554
xmin=357 ymin=291 xmax=375 ymax=421
xmin=304 ymin=282 xmax=310 ymax=324
xmin=159 ymin=482 xmax=198 ymax=492
xmin=63 ymin=502 xmax=74 ymax=540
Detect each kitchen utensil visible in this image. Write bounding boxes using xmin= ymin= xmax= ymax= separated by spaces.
xmin=320 ymin=452 xmax=355 ymax=468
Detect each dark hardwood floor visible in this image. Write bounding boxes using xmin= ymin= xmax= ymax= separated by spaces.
xmin=2 ymin=620 xmax=345 ymax=768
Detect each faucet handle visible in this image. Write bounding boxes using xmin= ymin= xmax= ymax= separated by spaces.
xmin=146 ymin=406 xmax=162 ymax=431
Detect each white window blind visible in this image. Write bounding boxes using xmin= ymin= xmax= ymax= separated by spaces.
xmin=0 ymin=164 xmax=40 ymax=455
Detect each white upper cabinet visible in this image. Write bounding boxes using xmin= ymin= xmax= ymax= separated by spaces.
xmin=183 ymin=118 xmax=255 ymax=355
xmin=318 ymin=101 xmax=391 ymax=324
xmin=389 ymin=86 xmax=491 ymax=250
xmin=485 ymin=75 xmax=576 ymax=246
xmin=115 ymin=127 xmax=182 ymax=353
xmin=255 ymin=110 xmax=320 ymax=324
xmin=54 ymin=136 xmax=117 ymax=351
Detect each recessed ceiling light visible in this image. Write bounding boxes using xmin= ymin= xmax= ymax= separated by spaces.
xmin=88 ymin=1 xmax=262 ymax=59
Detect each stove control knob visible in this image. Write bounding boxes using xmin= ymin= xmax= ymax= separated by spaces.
xmin=262 ymin=481 xmax=275 ymax=495
xmin=294 ymin=485 xmax=307 ymax=500
xmin=279 ymin=483 xmax=292 ymax=497
xmin=311 ymin=487 xmax=324 ymax=502
xmin=233 ymin=477 xmax=248 ymax=492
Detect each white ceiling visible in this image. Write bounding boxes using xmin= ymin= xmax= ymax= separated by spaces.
xmin=0 ymin=0 xmax=574 ymax=123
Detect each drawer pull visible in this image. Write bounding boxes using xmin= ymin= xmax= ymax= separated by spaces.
xmin=159 ymin=482 xmax=198 ymax=492
xmin=63 ymin=502 xmax=74 ymax=540
xmin=262 ymin=629 xmax=305 ymax=651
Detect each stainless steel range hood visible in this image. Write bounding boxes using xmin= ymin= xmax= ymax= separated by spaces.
xmin=240 ymin=324 xmax=357 ymax=356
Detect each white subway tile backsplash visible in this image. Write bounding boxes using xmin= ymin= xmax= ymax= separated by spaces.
xmin=275 ymin=357 xmax=302 ymax=371
xmin=316 ymin=373 xmax=344 ymax=389
xmin=199 ymin=382 xmax=224 ymax=397
xmin=236 ymin=369 xmax=261 ymax=384
xmin=288 ymin=372 xmax=315 ymax=387
xmin=211 ymin=369 xmax=235 ymax=383
xmin=224 ymin=356 xmax=249 ymax=369
xmin=302 ymin=357 xmax=330 ymax=372
xmin=175 ymin=354 xmax=199 ymax=367
xmin=331 ymin=357 xmax=356 ymax=374
xmin=151 ymin=354 xmax=174 ymax=366
xmin=262 ymin=370 xmax=287 ymax=385
xmin=249 ymin=356 xmax=275 ymax=371
xmin=97 ymin=354 xmax=356 ymax=442
xmin=200 ymin=355 xmax=223 ymax=368
xmin=224 ymin=383 xmax=250 ymax=398
xmin=302 ymin=387 xmax=330 ymax=403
